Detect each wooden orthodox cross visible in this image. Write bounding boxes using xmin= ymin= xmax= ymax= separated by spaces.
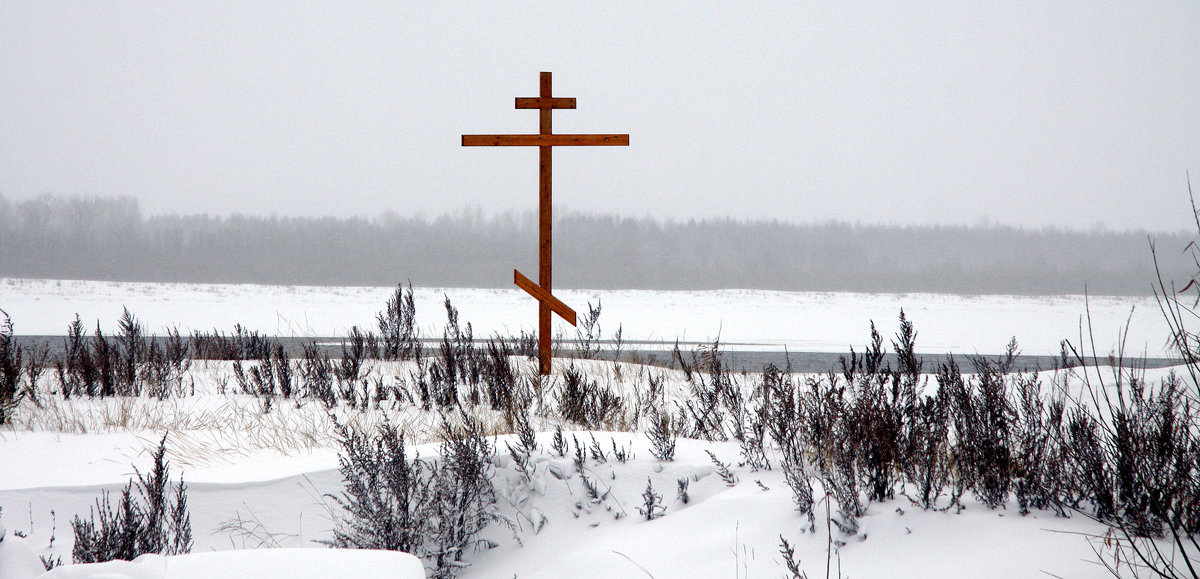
xmin=463 ymin=72 xmax=629 ymax=375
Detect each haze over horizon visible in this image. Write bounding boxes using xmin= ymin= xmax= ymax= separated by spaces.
xmin=2 ymin=2 xmax=1198 ymax=233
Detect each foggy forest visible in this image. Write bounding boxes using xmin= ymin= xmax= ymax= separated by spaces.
xmin=1 ymin=193 xmax=1190 ymax=296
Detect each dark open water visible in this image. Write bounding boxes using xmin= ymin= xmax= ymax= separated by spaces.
xmin=13 ymin=335 xmax=1179 ymax=375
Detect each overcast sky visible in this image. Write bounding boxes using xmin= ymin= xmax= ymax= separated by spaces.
xmin=2 ymin=2 xmax=1198 ymax=232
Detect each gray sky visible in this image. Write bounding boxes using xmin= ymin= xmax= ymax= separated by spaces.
xmin=2 ymin=2 xmax=1198 ymax=232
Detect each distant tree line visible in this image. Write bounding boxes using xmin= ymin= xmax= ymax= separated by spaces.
xmin=0 ymin=193 xmax=1190 ymax=295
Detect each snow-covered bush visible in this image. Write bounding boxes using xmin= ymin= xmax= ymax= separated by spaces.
xmin=323 ymin=421 xmax=431 ymax=554
xmin=555 ymin=362 xmax=624 ymax=429
xmin=71 ymin=435 xmax=192 ymax=564
xmin=190 ymin=323 xmax=272 ymax=361
xmin=325 ymin=413 xmax=498 ymax=578
xmin=233 ymin=341 xmax=294 ymax=400
xmin=678 ymin=342 xmax=731 ymax=441
xmin=947 ymin=352 xmax=1016 ymax=510
xmin=377 ymin=282 xmax=419 ymax=361
xmin=645 ymin=410 xmax=676 ymax=461
xmin=427 ymin=414 xmax=497 ymax=576
xmin=637 ymin=478 xmax=664 ymax=521
xmin=50 ymin=309 xmax=191 ymax=400
xmin=0 ymin=308 xmax=24 ymax=424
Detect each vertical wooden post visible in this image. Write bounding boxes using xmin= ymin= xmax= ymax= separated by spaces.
xmin=538 ymin=72 xmax=554 ymax=375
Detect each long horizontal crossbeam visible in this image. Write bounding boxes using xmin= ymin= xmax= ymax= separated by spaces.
xmin=461 ymin=134 xmax=629 ymax=147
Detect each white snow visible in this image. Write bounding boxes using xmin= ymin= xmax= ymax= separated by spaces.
xmin=0 ymin=535 xmax=45 ymax=579
xmin=0 ymin=535 xmax=424 ymax=579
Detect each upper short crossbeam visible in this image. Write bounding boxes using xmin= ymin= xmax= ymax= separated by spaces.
xmin=515 ymin=97 xmax=576 ymax=109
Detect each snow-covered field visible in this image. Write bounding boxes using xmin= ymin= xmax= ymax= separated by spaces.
xmin=0 ymin=278 xmax=1191 ymax=578
xmin=0 ymin=277 xmax=1174 ymax=356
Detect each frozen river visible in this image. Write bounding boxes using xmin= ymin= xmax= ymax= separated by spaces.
xmin=1 ymin=277 xmax=1178 ymax=359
